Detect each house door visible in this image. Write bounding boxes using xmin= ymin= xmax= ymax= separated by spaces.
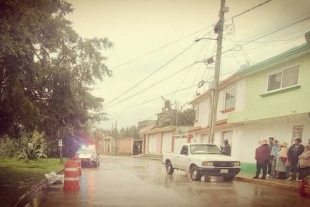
xmin=148 ymin=134 xmax=157 ymax=154
xmin=162 ymin=132 xmax=172 ymax=153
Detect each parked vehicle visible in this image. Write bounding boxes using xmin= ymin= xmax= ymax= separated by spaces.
xmin=75 ymin=145 xmax=100 ymax=167
xmin=162 ymin=143 xmax=241 ymax=181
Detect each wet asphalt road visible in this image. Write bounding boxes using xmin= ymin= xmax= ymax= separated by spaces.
xmin=23 ymin=155 xmax=310 ymax=207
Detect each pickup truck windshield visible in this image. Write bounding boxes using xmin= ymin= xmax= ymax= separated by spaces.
xmin=190 ymin=144 xmax=221 ymax=154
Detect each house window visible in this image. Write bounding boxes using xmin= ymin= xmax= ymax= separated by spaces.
xmin=267 ymin=66 xmax=299 ymax=91
xmin=224 ymin=86 xmax=236 ymax=110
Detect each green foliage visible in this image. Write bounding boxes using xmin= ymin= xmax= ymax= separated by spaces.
xmin=157 ymin=103 xmax=195 ymax=127
xmin=17 ymin=132 xmax=48 ymax=161
xmin=0 ymin=131 xmax=49 ymax=160
xmin=119 ymin=126 xmax=140 ymax=139
xmin=0 ymin=0 xmax=112 ymax=139
xmin=18 ymin=141 xmax=47 ymax=161
xmin=0 ymin=137 xmax=17 ymax=158
xmin=177 ymin=107 xmax=196 ymax=126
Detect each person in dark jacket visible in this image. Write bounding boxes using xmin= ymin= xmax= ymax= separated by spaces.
xmin=221 ymin=139 xmax=231 ymax=156
xmin=286 ymin=138 xmax=305 ymax=181
xmin=267 ymin=137 xmax=274 ymax=176
xmin=253 ymin=139 xmax=270 ymax=179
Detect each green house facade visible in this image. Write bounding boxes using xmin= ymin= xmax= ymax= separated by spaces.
xmin=189 ymin=32 xmax=310 ymax=164
xmin=226 ymin=41 xmax=310 ymax=163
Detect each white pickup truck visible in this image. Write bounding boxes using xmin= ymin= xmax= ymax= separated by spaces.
xmin=162 ymin=143 xmax=241 ymax=181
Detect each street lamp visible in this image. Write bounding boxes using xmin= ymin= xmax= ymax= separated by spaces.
xmin=194 ymin=37 xmax=217 ymax=42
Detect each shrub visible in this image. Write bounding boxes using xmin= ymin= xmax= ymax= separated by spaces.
xmin=0 ymin=137 xmax=19 ymax=158
xmin=17 ymin=141 xmax=48 ymax=161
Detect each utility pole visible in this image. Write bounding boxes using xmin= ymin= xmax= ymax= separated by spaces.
xmin=208 ymin=0 xmax=227 ymax=143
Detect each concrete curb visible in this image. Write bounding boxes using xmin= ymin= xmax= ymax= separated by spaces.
xmin=13 ymin=168 xmax=64 ymax=207
xmin=235 ymin=176 xmax=298 ymax=191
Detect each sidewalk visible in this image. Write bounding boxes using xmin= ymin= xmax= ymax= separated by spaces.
xmin=235 ymin=172 xmax=299 ymax=191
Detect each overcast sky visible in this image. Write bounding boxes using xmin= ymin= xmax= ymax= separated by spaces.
xmin=66 ymin=0 xmax=310 ymax=130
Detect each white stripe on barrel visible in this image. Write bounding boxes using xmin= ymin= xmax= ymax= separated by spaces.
xmin=65 ymin=168 xmax=79 ymax=172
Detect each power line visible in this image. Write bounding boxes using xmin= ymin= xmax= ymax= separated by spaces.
xmin=108 ymin=83 xmax=199 ymax=116
xmin=230 ymin=0 xmax=272 ymax=35
xmin=104 ymin=32 xmax=213 ymax=107
xmin=106 ymin=3 xmax=309 ymax=113
xmin=110 ymin=0 xmax=273 ymax=72
xmin=110 ymin=26 xmax=213 ymax=70
xmin=220 ymin=15 xmax=310 ymax=57
xmin=171 ymin=32 xmax=213 ymax=101
xmin=104 ymin=41 xmax=198 ymax=107
xmin=231 ymin=0 xmax=272 ymax=20
xmin=222 ymin=34 xmax=304 ymax=59
xmin=108 ymin=67 xmax=242 ymax=116
xmin=225 ymin=34 xmax=304 ymax=44
xmin=105 ymin=62 xmax=197 ymax=110
xmin=105 ymin=1 xmax=277 ymax=107
xmin=183 ymin=39 xmax=217 ymax=102
xmin=106 ymin=15 xmax=310 ymax=110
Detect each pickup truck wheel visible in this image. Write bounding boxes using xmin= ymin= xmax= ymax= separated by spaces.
xmin=223 ymin=176 xmax=235 ymax=181
xmin=190 ymin=166 xmax=201 ymax=181
xmin=166 ymin=161 xmax=174 ymax=175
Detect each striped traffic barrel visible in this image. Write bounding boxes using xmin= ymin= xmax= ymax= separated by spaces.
xmin=63 ymin=160 xmax=80 ymax=191
xmin=72 ymin=157 xmax=82 ymax=176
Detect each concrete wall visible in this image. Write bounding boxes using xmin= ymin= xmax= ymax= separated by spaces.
xmin=234 ymin=114 xmax=309 ymax=163
xmin=99 ymin=136 xmax=117 ymax=154
xmin=194 ymin=99 xmax=210 ymax=128
xmin=117 ymin=138 xmax=133 ymax=154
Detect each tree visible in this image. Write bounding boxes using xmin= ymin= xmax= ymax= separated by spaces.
xmin=156 ymin=104 xmax=195 ymax=127
xmin=177 ymin=107 xmax=196 ymax=126
xmin=0 ymin=0 xmax=112 ymax=140
xmin=119 ymin=126 xmax=139 ymax=139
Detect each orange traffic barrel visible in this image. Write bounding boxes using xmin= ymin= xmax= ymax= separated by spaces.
xmin=63 ymin=160 xmax=80 ymax=191
xmin=72 ymin=157 xmax=82 ymax=176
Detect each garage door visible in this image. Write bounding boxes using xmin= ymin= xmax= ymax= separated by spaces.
xmin=162 ymin=132 xmax=172 ymax=153
xmin=148 ymin=134 xmax=157 ymax=154
xmin=174 ymin=135 xmax=188 ymax=153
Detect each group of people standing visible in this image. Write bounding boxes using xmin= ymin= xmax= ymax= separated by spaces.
xmin=254 ymin=137 xmax=310 ymax=182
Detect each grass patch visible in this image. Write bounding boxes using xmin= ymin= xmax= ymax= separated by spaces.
xmin=0 ymin=158 xmax=67 ymax=207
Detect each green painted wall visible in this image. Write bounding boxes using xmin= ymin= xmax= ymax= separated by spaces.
xmin=228 ymin=51 xmax=310 ymax=123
